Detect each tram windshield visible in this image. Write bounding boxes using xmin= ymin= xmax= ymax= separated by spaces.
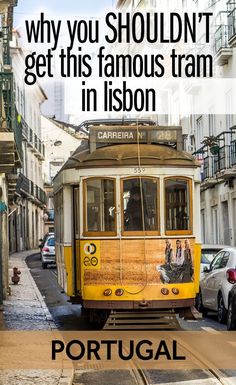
xmin=165 ymin=178 xmax=191 ymax=231
xmin=85 ymin=178 xmax=115 ymax=234
xmin=123 ymin=178 xmax=158 ymax=232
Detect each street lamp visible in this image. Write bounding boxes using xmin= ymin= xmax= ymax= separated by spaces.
xmin=53 ymin=140 xmax=62 ymax=147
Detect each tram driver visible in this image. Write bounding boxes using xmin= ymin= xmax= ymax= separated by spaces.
xmin=124 ymin=186 xmax=147 ymax=231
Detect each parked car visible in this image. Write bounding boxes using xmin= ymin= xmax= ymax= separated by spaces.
xmin=41 ymin=235 xmax=56 ymax=269
xmin=200 ymin=244 xmax=227 ymax=277
xmin=196 ymin=247 xmax=236 ymax=324
xmin=227 ymin=281 xmax=236 ymax=330
xmin=39 ymin=232 xmax=54 ymax=250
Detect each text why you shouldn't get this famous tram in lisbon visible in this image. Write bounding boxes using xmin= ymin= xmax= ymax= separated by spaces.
xmin=53 ymin=121 xmax=201 ymax=324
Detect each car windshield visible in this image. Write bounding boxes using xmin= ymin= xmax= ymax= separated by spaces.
xmin=47 ymin=238 xmax=55 ymax=246
xmin=201 ymin=250 xmax=221 ymax=264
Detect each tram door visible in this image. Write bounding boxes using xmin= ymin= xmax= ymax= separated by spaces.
xmin=73 ymin=186 xmax=81 ymax=295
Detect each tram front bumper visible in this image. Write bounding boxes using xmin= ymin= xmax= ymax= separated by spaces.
xmin=83 ymin=298 xmax=195 ymax=310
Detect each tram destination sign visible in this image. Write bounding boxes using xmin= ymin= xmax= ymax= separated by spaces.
xmin=93 ymin=126 xmax=181 ymax=143
xmin=89 ymin=126 xmax=183 ymax=152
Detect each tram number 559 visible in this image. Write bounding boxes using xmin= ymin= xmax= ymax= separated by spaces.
xmin=134 ymin=167 xmax=146 ymax=174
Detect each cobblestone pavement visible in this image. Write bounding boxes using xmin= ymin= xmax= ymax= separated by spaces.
xmin=0 ymin=250 xmax=73 ymax=385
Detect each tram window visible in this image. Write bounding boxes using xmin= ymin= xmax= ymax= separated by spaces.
xmin=165 ymin=178 xmax=191 ymax=232
xmin=123 ymin=178 xmax=158 ymax=232
xmin=85 ymin=178 xmax=116 ymax=234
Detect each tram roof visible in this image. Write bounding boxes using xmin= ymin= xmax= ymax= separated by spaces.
xmin=61 ymin=142 xmax=199 ymax=171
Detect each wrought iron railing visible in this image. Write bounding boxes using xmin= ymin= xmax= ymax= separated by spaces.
xmin=203 ymin=156 xmax=210 ymax=179
xmin=228 ymin=0 xmax=236 ymax=40
xmin=0 ymin=72 xmax=14 ymax=130
xmin=0 ymin=74 xmax=23 ymax=161
xmin=231 ymin=139 xmax=236 ymax=165
xmin=200 ymin=142 xmax=236 ymax=181
xmin=16 ymin=173 xmax=46 ymax=205
xmin=0 ymin=27 xmax=11 ymax=65
xmin=214 ymin=25 xmax=230 ymax=53
xmin=21 ymin=116 xmax=45 ymax=157
xmin=14 ymin=109 xmax=23 ymax=161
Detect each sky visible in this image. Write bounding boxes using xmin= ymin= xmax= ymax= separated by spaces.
xmin=14 ymin=0 xmax=115 ymax=27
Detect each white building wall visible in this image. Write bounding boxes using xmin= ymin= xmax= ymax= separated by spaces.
xmin=41 ymin=116 xmax=82 ymax=184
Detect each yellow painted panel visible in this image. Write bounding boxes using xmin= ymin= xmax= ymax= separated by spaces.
xmin=82 ymin=238 xmax=196 ymax=286
xmin=194 ymin=243 xmax=201 ymax=294
xmin=64 ymin=246 xmax=73 ymax=297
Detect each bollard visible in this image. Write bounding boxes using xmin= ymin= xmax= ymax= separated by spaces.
xmin=11 ymin=267 xmax=21 ymax=285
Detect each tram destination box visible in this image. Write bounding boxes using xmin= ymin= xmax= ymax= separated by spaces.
xmin=89 ymin=125 xmax=183 ymax=152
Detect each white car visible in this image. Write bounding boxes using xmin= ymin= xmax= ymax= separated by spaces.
xmin=197 ymin=247 xmax=236 ymax=323
xmin=200 ymin=244 xmax=228 ymax=278
xmin=41 ymin=235 xmax=56 ymax=269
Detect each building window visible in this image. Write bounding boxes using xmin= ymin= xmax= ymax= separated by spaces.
xmin=211 ymin=205 xmax=219 ymax=244
xmin=196 ymin=116 xmax=203 ymax=149
xmin=208 ymin=114 xmax=214 ymax=137
xmin=201 ymin=209 xmax=206 ymax=243
xmin=165 ymin=178 xmax=192 ymax=234
xmin=84 ymin=178 xmax=116 ymax=235
xmin=122 ymin=177 xmax=159 ymax=233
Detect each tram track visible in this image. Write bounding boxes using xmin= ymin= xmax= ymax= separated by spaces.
xmin=100 ymin=311 xmax=235 ymax=385
xmin=103 ymin=309 xmax=182 ymax=330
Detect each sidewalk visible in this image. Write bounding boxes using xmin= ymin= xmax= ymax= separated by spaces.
xmin=0 ymin=249 xmax=73 ymax=385
xmin=2 ymin=249 xmax=55 ymax=330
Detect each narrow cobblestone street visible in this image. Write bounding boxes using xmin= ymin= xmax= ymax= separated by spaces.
xmin=0 ymin=249 xmax=73 ymax=385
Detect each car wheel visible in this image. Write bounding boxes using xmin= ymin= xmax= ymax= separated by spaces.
xmin=227 ymin=296 xmax=236 ymax=330
xmin=196 ymin=292 xmax=208 ymax=317
xmin=42 ymin=262 xmax=47 ymax=269
xmin=218 ymin=293 xmax=227 ymax=324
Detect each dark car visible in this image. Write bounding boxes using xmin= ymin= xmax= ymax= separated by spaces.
xmin=227 ymin=278 xmax=236 ymax=330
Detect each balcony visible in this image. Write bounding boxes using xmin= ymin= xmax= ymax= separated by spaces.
xmin=200 ymin=136 xmax=236 ymax=189
xmin=228 ymin=0 xmax=236 ymax=46
xmin=0 ymin=72 xmax=22 ymax=170
xmin=16 ymin=173 xmax=46 ymax=206
xmin=214 ymin=25 xmax=233 ymax=65
xmin=0 ymin=72 xmax=14 ymax=130
xmin=0 ymin=131 xmax=15 ymax=172
xmin=21 ymin=116 xmax=45 ymax=160
xmin=0 ymin=26 xmax=11 ymax=66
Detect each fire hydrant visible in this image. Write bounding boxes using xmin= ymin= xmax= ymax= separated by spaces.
xmin=11 ymin=267 xmax=21 ymax=285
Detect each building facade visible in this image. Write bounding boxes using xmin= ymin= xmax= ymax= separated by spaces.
xmin=0 ymin=0 xmax=21 ymax=301
xmin=8 ymin=31 xmax=47 ymax=252
xmin=117 ymin=0 xmax=236 ymax=246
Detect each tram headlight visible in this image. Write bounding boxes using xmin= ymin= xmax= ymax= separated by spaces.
xmin=115 ymin=288 xmax=124 ymax=296
xmin=161 ymin=288 xmax=169 ymax=295
xmin=103 ymin=289 xmax=112 ymax=296
xmin=172 ymin=288 xmax=179 ymax=295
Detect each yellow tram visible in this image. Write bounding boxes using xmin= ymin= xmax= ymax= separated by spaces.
xmin=53 ymin=122 xmax=201 ymax=323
